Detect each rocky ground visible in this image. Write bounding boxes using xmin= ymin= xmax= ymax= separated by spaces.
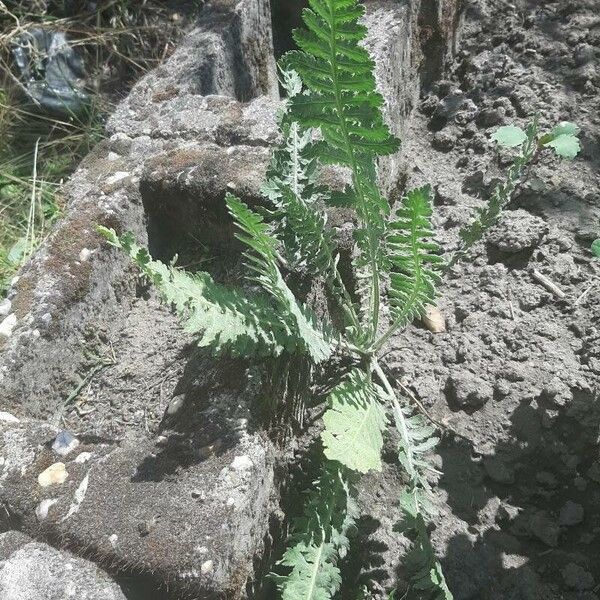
xmin=0 ymin=0 xmax=599 ymax=599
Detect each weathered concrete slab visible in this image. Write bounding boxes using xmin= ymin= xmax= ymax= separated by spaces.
xmin=0 ymin=0 xmax=463 ymax=597
xmin=1 ymin=418 xmax=275 ymax=598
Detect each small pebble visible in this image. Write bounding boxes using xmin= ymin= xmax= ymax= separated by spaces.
xmin=0 ymin=299 xmax=11 ymax=317
xmin=79 ymin=248 xmax=92 ymax=262
xmin=231 ymin=455 xmax=253 ymax=471
xmin=0 ymin=313 xmax=17 ymax=339
xmin=167 ymin=395 xmax=185 ymax=415
xmin=138 ymin=518 xmax=156 ymax=537
xmin=200 ymin=560 xmax=213 ymax=575
xmin=75 ymin=452 xmax=92 ymax=464
xmin=38 ymin=463 xmax=68 ymax=487
xmin=36 ymin=498 xmax=58 ymax=521
xmin=0 ymin=411 xmax=19 ymax=424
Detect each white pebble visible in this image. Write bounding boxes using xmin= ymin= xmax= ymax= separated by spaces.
xmin=79 ymin=248 xmax=92 ymax=262
xmin=0 ymin=299 xmax=11 ymax=317
xmin=0 ymin=411 xmax=19 ymax=424
xmin=108 ymin=534 xmax=118 ymax=547
xmin=167 ymin=395 xmax=185 ymax=415
xmin=0 ymin=313 xmax=17 ymax=339
xmin=200 ymin=560 xmax=213 ymax=575
xmin=230 ymin=455 xmax=253 ymax=471
xmin=36 ymin=498 xmax=58 ymax=521
xmin=75 ymin=452 xmax=92 ymax=464
xmin=226 ymin=497 xmax=235 ymax=507
xmin=38 ymin=463 xmax=68 ymax=487
xmin=52 ymin=431 xmax=80 ymax=457
xmin=105 ymin=171 xmax=130 ymax=186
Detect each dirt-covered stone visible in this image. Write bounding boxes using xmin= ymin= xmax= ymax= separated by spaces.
xmin=0 ymin=533 xmax=127 ymax=600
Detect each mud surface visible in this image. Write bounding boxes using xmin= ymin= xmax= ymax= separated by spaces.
xmin=356 ymin=1 xmax=600 ymax=598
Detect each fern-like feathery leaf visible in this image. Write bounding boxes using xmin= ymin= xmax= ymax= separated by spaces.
xmin=226 ymin=193 xmax=334 ymax=363
xmin=392 ymin=397 xmax=453 ymax=600
xmin=283 ymin=0 xmax=401 ymax=338
xmin=262 ymin=112 xmax=335 ymax=277
xmin=321 ymin=369 xmax=387 ymax=473
xmin=278 ymin=541 xmax=341 ymax=600
xmin=403 ymin=514 xmax=454 ymax=600
xmin=274 ymin=464 xmax=358 ymax=600
xmin=97 ymin=226 xmax=297 ymax=357
xmin=376 ymin=185 xmax=442 ymax=349
xmin=277 ymin=186 xmax=336 ymax=275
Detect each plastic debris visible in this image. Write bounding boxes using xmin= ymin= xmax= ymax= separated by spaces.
xmin=52 ymin=430 xmax=80 ymax=457
xmin=11 ymin=28 xmax=89 ymax=116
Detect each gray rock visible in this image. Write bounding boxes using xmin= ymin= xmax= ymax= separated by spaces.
xmin=0 ymin=540 xmax=126 ymax=600
xmin=483 ymin=456 xmax=515 ymax=484
xmin=529 ymin=510 xmax=560 ymax=547
xmin=1 ymin=418 xmax=276 ymax=599
xmin=559 ymin=501 xmax=584 ymax=527
xmin=535 ymin=471 xmax=558 ymax=489
xmin=562 ymin=563 xmax=595 ymax=591
xmin=0 ymin=532 xmax=31 ymax=559
xmin=447 ymin=371 xmax=494 ymax=410
xmin=486 ymin=209 xmax=548 ymax=253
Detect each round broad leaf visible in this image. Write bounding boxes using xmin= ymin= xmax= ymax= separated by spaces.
xmin=491 ymin=125 xmax=527 ymax=148
xmin=550 ymin=121 xmax=580 ymax=137
xmin=545 ymin=134 xmax=581 ymax=160
xmin=592 ymin=239 xmax=600 ymax=258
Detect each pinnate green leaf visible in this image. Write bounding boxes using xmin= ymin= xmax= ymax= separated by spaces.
xmin=278 ymin=542 xmax=340 ymax=600
xmin=592 ymin=239 xmax=600 ymax=258
xmin=97 ymin=226 xmax=301 ymax=358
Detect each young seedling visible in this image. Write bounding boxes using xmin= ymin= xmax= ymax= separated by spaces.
xmin=99 ymin=1 xmax=581 ymax=597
